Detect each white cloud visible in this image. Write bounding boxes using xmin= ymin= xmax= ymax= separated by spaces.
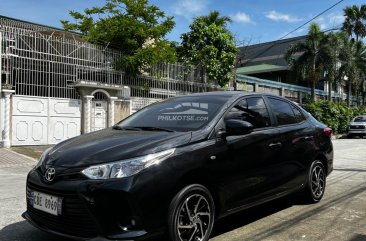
xmin=231 ymin=12 xmax=252 ymax=24
xmin=266 ymin=10 xmax=302 ymax=23
xmin=316 ymin=13 xmax=345 ymax=30
xmin=172 ymin=0 xmax=209 ymax=19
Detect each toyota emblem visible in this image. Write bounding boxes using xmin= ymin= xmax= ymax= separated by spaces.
xmin=45 ymin=168 xmax=56 ymax=182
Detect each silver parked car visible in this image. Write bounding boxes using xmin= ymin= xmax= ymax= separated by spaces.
xmin=347 ymin=115 xmax=366 ymax=138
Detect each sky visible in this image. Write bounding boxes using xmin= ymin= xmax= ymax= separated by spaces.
xmin=0 ymin=0 xmax=365 ymax=46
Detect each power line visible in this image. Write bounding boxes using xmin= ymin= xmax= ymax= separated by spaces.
xmin=239 ymin=0 xmax=346 ymax=66
xmin=279 ymin=0 xmax=346 ymax=40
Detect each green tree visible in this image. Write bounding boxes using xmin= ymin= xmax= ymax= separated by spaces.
xmin=61 ymin=0 xmax=176 ymax=75
xmin=342 ymin=4 xmax=366 ymax=41
xmin=285 ymin=23 xmax=328 ymax=101
xmin=338 ymin=38 xmax=366 ymax=106
xmin=178 ymin=11 xmax=237 ymax=87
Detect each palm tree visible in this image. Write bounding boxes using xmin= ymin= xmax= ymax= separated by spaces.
xmin=285 ymin=23 xmax=328 ymax=101
xmin=196 ymin=10 xmax=232 ymax=31
xmin=322 ymin=32 xmax=344 ymax=101
xmin=338 ymin=38 xmax=366 ymax=106
xmin=342 ymin=4 xmax=366 ymax=41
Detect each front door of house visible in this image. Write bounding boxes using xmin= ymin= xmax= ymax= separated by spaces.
xmin=93 ymin=101 xmax=108 ymax=131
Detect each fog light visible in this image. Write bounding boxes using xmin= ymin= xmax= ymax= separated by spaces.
xmin=118 ymin=218 xmax=138 ymax=231
xmin=118 ymin=223 xmax=129 ymax=231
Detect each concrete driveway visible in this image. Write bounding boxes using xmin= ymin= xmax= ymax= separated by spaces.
xmin=0 ymin=139 xmax=365 ymax=241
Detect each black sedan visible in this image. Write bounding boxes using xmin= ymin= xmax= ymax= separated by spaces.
xmin=23 ymin=92 xmax=333 ymax=241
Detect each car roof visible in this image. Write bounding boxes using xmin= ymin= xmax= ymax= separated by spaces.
xmin=174 ymin=91 xmax=280 ymax=99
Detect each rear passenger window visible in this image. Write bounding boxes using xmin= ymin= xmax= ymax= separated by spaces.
xmin=268 ymin=98 xmax=297 ymax=125
xmin=226 ymin=97 xmax=271 ymax=128
xmin=291 ymin=105 xmax=306 ymax=123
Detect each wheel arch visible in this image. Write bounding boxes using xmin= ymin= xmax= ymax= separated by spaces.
xmin=173 ymin=169 xmax=222 ymax=218
xmin=315 ymin=153 xmax=328 ymax=175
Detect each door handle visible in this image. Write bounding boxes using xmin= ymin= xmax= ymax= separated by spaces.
xmin=304 ymin=136 xmax=314 ymax=141
xmin=269 ymin=142 xmax=282 ymax=150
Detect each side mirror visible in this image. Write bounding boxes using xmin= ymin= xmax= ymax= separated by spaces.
xmin=225 ymin=119 xmax=254 ymax=136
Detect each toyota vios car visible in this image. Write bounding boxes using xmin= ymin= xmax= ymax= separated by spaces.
xmin=347 ymin=115 xmax=366 ymax=138
xmin=23 ymin=92 xmax=333 ymax=241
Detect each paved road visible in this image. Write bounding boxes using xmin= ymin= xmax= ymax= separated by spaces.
xmin=0 ymin=139 xmax=365 ymax=241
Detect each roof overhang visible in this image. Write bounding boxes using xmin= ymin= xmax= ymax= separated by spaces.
xmin=236 ymin=64 xmax=289 ymax=75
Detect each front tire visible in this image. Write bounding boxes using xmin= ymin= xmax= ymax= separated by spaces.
xmin=168 ymin=184 xmax=215 ymax=241
xmin=303 ymin=160 xmax=326 ymax=203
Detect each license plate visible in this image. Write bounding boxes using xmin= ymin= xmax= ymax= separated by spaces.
xmin=32 ymin=191 xmax=62 ymax=216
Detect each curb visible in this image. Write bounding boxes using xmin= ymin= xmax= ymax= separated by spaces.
xmin=331 ymin=134 xmax=346 ymax=140
xmin=6 ymin=148 xmax=38 ymax=162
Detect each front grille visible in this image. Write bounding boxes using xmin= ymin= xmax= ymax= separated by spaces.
xmin=26 ymin=182 xmax=98 ymax=238
xmin=350 ymin=125 xmax=366 ymax=130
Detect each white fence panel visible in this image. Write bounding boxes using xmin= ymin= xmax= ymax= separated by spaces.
xmin=48 ymin=98 xmax=81 ymax=144
xmin=48 ymin=117 xmax=80 ymax=144
xmin=12 ymin=96 xmax=81 ymax=146
xmin=12 ymin=116 xmax=48 ymax=145
xmin=12 ymin=96 xmax=49 ymax=117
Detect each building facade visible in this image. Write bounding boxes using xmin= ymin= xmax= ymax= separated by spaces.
xmin=236 ymin=36 xmax=348 ymax=101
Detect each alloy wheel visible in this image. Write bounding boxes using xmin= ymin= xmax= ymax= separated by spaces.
xmin=310 ymin=165 xmax=325 ymax=199
xmin=176 ymin=194 xmax=211 ymax=241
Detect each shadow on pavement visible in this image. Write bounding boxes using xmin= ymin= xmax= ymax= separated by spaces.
xmin=150 ymin=195 xmax=297 ymax=241
xmin=333 ymin=168 xmax=366 ymax=173
xmin=0 ymin=196 xmax=308 ymax=241
xmin=211 ymin=195 xmax=294 ymax=238
xmin=213 ymin=184 xmax=366 ymax=241
xmin=2 ymin=184 xmax=365 ymax=241
xmin=349 ymin=234 xmax=366 ymax=241
xmin=0 ymin=220 xmax=71 ymax=241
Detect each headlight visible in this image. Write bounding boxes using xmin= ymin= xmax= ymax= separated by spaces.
xmin=81 ymin=148 xmax=175 ymax=179
xmin=35 ymin=147 xmax=52 ymax=168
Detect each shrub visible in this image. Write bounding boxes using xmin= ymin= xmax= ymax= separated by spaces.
xmin=302 ymin=99 xmax=366 ymax=134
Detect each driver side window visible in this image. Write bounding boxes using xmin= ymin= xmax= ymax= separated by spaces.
xmin=225 ymin=97 xmax=271 ymax=129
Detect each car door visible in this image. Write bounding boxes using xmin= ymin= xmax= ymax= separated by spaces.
xmin=210 ymin=96 xmax=284 ymax=212
xmin=265 ymin=97 xmax=316 ymax=193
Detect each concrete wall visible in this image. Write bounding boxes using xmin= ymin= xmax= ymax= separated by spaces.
xmin=115 ymin=100 xmax=131 ymax=123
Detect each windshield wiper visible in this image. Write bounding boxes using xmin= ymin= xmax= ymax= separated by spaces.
xmin=132 ymin=126 xmax=175 ymax=132
xmin=112 ymin=126 xmax=141 ymax=131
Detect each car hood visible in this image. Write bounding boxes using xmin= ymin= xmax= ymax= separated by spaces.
xmin=45 ymin=128 xmax=192 ymax=168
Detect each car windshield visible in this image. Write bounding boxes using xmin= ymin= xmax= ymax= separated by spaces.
xmin=354 ymin=116 xmax=366 ymax=122
xmin=115 ymin=95 xmax=231 ymax=131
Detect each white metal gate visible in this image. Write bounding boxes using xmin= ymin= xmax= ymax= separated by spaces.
xmin=93 ymin=101 xmax=107 ymax=131
xmin=12 ymin=95 xmax=81 ymax=146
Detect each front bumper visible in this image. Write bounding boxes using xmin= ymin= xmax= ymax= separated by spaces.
xmin=23 ymin=167 xmax=169 ymax=240
xmin=22 ymin=211 xmax=147 ymax=240
xmin=348 ymin=129 xmax=366 ymax=135
xmin=347 ymin=124 xmax=366 ymax=135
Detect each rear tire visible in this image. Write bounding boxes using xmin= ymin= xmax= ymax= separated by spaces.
xmin=302 ymin=160 xmax=326 ymax=203
xmin=168 ymin=184 xmax=215 ymax=241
